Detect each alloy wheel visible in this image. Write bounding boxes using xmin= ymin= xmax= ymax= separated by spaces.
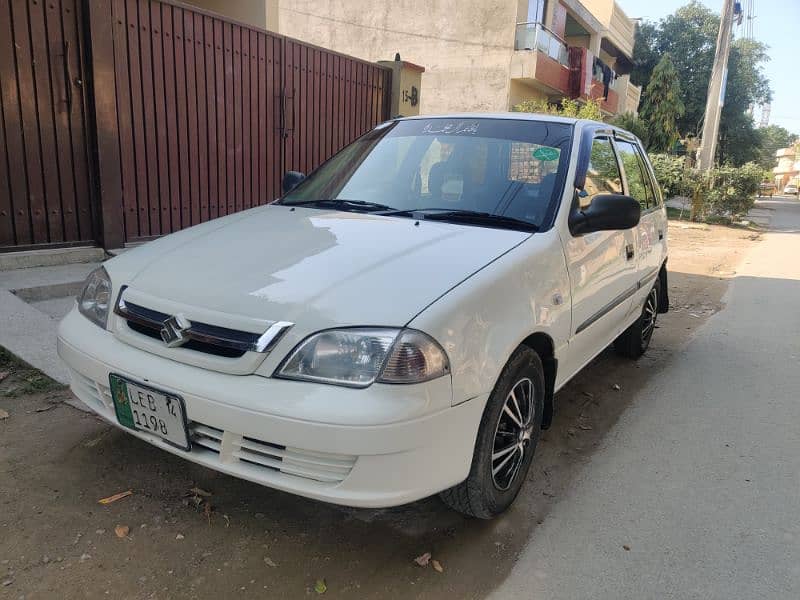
xmin=491 ymin=378 xmax=535 ymax=491
xmin=641 ymin=286 xmax=659 ymax=344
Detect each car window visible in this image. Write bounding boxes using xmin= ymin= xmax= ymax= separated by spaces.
xmin=615 ymin=140 xmax=652 ymax=210
xmin=283 ymin=118 xmax=573 ymax=231
xmin=637 ymin=147 xmax=663 ymax=207
xmin=582 ymin=137 xmax=622 ymax=209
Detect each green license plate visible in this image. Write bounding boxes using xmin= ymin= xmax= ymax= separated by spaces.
xmin=109 ymin=374 xmax=190 ymax=451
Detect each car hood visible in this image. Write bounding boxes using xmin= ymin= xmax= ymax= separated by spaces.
xmin=115 ymin=205 xmax=530 ymax=332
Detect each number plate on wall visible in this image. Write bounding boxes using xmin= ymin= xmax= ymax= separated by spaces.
xmin=109 ymin=374 xmax=190 ymax=451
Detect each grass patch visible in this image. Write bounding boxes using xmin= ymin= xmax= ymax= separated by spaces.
xmin=0 ymin=346 xmax=66 ymax=398
xmin=666 ymin=207 xmax=764 ymax=232
xmin=666 ymin=206 xmax=691 ymax=221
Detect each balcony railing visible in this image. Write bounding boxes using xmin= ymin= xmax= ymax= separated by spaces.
xmin=514 ymin=22 xmax=569 ymax=67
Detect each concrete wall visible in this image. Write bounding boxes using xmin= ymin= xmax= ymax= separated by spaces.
xmin=508 ymin=80 xmax=548 ymax=108
xmin=580 ymin=0 xmax=634 ymax=57
xmin=181 ymin=0 xmax=278 ymax=31
xmin=276 ymin=0 xmax=520 ymax=114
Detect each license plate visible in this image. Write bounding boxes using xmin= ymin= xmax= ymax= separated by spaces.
xmin=109 ymin=374 xmax=190 ymax=451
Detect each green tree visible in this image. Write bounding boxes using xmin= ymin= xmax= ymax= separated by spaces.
xmin=717 ymin=38 xmax=773 ymax=165
xmin=632 ymin=2 xmax=718 ymax=135
xmin=610 ymin=112 xmax=648 ymax=144
xmin=639 ymin=54 xmax=684 ymax=152
xmin=753 ymin=125 xmax=798 ymax=169
xmin=631 ymin=2 xmax=772 ymax=164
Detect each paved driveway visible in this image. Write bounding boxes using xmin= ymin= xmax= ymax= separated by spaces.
xmin=492 ymin=198 xmax=800 ymax=599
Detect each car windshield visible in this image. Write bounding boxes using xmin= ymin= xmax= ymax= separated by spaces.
xmin=280 ymin=118 xmax=573 ymax=231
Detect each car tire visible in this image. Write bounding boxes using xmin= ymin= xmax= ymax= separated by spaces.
xmin=439 ymin=347 xmax=545 ymax=519
xmin=613 ymin=278 xmax=661 ymax=359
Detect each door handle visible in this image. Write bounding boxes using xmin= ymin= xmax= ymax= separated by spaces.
xmin=63 ymin=41 xmax=73 ymax=110
xmin=625 ymin=243 xmax=635 ymax=260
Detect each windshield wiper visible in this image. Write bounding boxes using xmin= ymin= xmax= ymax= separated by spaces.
xmin=283 ymin=198 xmax=395 ymax=212
xmin=378 ymin=207 xmax=539 ymax=232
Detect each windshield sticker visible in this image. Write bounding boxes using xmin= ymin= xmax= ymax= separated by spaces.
xmin=421 ymin=121 xmax=480 ymax=135
xmin=532 ymin=147 xmax=559 ymax=161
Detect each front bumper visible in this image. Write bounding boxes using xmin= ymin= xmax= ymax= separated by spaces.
xmin=57 ymin=308 xmax=486 ymax=508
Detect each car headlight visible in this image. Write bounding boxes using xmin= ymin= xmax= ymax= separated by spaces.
xmin=275 ymin=328 xmax=450 ymax=388
xmin=77 ymin=267 xmax=112 ymax=329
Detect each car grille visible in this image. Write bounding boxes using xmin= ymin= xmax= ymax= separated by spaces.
xmin=68 ymin=367 xmax=113 ymax=412
xmin=189 ymin=421 xmax=357 ymax=484
xmin=113 ymin=286 xmax=293 ymax=361
xmin=121 ymin=302 xmax=254 ymax=358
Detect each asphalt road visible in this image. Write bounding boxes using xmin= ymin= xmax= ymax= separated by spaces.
xmin=493 ymin=196 xmax=800 ymax=600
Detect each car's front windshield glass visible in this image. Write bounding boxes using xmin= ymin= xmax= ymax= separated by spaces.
xmin=280 ymin=118 xmax=573 ymax=230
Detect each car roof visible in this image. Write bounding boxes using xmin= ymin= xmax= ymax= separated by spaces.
xmin=398 ymin=112 xmax=583 ymax=125
xmin=395 ymin=112 xmax=633 ymax=137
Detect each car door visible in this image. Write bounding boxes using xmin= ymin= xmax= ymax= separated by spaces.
xmin=614 ymin=137 xmax=665 ymax=305
xmin=561 ymin=135 xmax=640 ymax=380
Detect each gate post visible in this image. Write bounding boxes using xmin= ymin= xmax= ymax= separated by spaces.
xmin=377 ymin=54 xmax=425 ymax=118
xmin=85 ymin=0 xmax=124 ymax=250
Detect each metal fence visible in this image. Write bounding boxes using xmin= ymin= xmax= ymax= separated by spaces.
xmin=0 ymin=0 xmax=96 ymax=249
xmin=0 ymin=0 xmax=392 ymax=250
xmin=105 ymin=0 xmax=391 ymax=244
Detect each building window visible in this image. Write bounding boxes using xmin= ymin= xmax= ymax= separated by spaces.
xmin=527 ymin=0 xmax=547 ymax=23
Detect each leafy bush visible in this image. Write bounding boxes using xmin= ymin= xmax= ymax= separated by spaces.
xmin=610 ymin=112 xmax=648 ymax=143
xmin=512 ymin=98 xmax=603 ymax=120
xmin=704 ymin=162 xmax=764 ymax=216
xmin=649 ymin=153 xmax=690 ymax=198
xmin=649 ymin=154 xmax=762 ymax=219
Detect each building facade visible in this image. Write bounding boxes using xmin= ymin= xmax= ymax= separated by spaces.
xmin=185 ymin=0 xmax=642 ymax=117
xmin=773 ymin=145 xmax=800 ymax=189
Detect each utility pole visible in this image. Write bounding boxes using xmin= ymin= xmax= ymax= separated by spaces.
xmin=696 ymin=0 xmax=736 ymax=171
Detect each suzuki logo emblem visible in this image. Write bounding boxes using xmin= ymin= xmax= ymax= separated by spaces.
xmin=160 ymin=314 xmax=191 ymax=348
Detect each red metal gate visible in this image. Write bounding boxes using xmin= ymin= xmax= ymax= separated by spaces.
xmin=1 ymin=0 xmax=391 ymax=251
xmin=101 ymin=0 xmax=391 ymax=245
xmin=282 ymin=39 xmax=391 ymax=176
xmin=0 ymin=0 xmax=96 ymax=250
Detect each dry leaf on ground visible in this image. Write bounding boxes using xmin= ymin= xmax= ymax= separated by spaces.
xmin=0 ymin=409 xmax=9 ymax=420
xmin=114 ymin=525 xmax=129 ymax=538
xmin=314 ymin=578 xmax=327 ymax=594
xmin=189 ymin=487 xmax=212 ymax=497
xmin=264 ymin=557 xmax=277 ymax=568
xmin=432 ymin=559 xmax=444 ymax=573
xmin=98 ymin=490 xmax=132 ymax=505
xmin=413 ymin=552 xmax=432 ymax=567
xmin=0 ymin=371 xmax=10 ymax=382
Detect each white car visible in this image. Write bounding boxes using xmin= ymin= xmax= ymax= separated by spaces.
xmin=784 ymin=184 xmax=798 ymax=195
xmin=58 ymin=114 xmax=668 ymax=518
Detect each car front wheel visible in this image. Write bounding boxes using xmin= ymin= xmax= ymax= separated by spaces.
xmin=440 ymin=347 xmax=544 ymax=519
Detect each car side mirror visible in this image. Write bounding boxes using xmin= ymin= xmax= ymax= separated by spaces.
xmin=282 ymin=171 xmax=306 ymax=194
xmin=569 ymin=193 xmax=641 ymax=235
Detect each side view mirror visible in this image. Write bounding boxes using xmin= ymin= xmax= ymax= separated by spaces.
xmin=569 ymin=193 xmax=641 ymax=235
xmin=282 ymin=171 xmax=306 ymax=194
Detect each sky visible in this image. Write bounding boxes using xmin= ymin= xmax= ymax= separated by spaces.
xmin=616 ymin=0 xmax=800 ymax=135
